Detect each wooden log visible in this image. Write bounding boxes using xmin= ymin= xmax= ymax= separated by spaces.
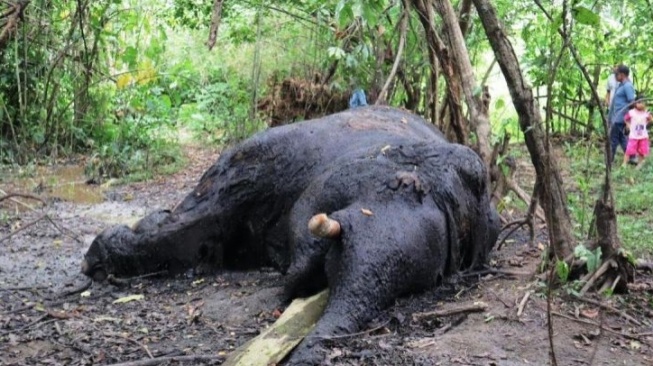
xmin=222 ymin=289 xmax=329 ymax=366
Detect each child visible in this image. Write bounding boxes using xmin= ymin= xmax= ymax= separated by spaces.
xmin=623 ymin=98 xmax=652 ymax=169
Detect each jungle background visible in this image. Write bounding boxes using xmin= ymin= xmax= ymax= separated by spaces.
xmin=1 ymin=0 xmax=653 ymax=365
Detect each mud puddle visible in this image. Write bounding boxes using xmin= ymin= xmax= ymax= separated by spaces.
xmin=1 ymin=165 xmax=104 ymax=208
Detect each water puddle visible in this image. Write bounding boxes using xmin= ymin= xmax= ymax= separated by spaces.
xmin=1 ymin=165 xmax=105 ymax=207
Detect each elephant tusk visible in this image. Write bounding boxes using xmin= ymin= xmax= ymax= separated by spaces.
xmin=308 ymin=213 xmax=341 ymax=239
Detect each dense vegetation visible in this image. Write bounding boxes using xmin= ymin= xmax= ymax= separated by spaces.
xmin=1 ymin=0 xmax=652 ymax=258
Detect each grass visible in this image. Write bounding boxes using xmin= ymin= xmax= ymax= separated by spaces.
xmin=561 ymin=138 xmax=653 ymax=258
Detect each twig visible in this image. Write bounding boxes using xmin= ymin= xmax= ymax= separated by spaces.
xmin=57 ymin=277 xmax=92 ymax=298
xmin=579 ymin=259 xmax=614 ymax=296
xmin=0 ymin=192 xmax=46 ymax=205
xmin=497 ymin=219 xmax=528 ymax=250
xmin=2 ymin=303 xmax=35 ymax=315
xmin=412 ymin=302 xmax=488 ymax=321
xmin=120 ymin=334 xmax=154 ymax=359
xmin=312 ymin=318 xmax=393 ymax=340
xmin=517 ymin=291 xmax=532 ymax=317
xmin=0 ymin=285 xmax=47 ymax=291
xmin=571 ymin=295 xmax=642 ymax=326
xmin=462 ymin=267 xmax=532 ymax=278
xmin=0 ymin=314 xmax=49 ymax=335
xmin=107 ymin=270 xmax=169 ymax=286
xmin=44 ymin=214 xmax=83 ymax=243
xmin=102 ymin=355 xmax=225 ymax=366
xmin=551 ymin=312 xmax=647 ymax=343
xmin=546 ymin=262 xmax=558 ymax=366
xmin=0 ymin=213 xmax=47 ymax=243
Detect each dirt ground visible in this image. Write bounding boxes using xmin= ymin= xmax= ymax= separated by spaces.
xmin=1 ymin=146 xmax=652 ymax=366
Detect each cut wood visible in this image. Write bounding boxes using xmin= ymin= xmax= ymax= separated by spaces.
xmin=412 ymin=302 xmax=488 ymax=321
xmin=222 ymin=289 xmax=329 ymax=366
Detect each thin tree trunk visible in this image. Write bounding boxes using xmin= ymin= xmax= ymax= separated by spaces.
xmin=376 ymin=0 xmax=410 ymax=105
xmin=433 ymin=0 xmax=492 ymax=166
xmin=412 ymin=0 xmax=466 ymax=143
xmin=473 ymin=0 xmax=574 ymax=259
xmin=207 ymin=0 xmax=224 ymax=51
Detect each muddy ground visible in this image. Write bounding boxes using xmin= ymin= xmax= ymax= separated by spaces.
xmin=1 ymin=146 xmax=652 ymax=366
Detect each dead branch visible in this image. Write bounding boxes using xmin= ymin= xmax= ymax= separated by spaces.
xmin=57 ymin=277 xmax=92 ymax=298
xmin=0 ymin=0 xmax=29 ymax=51
xmin=571 ymin=295 xmax=642 ymax=326
xmin=103 ymin=355 xmax=225 ymax=366
xmin=551 ymin=311 xmax=648 ymax=343
xmin=376 ymin=0 xmax=409 ymax=104
xmin=497 ymin=219 xmax=528 ymax=250
xmin=517 ymin=290 xmax=531 ymax=317
xmin=120 ymin=334 xmax=154 ymax=359
xmin=461 ymin=267 xmax=533 ymax=278
xmin=0 ymin=213 xmax=47 ymax=243
xmin=314 ymin=318 xmax=392 ymax=340
xmin=506 ymin=178 xmax=546 ymax=222
xmin=0 ymin=192 xmax=46 ymax=205
xmin=579 ymin=259 xmax=615 ymax=296
xmin=412 ymin=302 xmax=488 ymax=321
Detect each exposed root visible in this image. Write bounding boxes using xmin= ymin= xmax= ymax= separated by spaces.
xmin=412 ymin=302 xmax=488 ymax=321
xmin=103 ymin=355 xmax=225 ymax=366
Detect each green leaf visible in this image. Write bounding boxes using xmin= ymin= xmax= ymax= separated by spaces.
xmin=495 ymin=98 xmax=505 ymax=110
xmin=572 ymin=6 xmax=600 ymax=27
xmin=556 ymin=260 xmax=570 ymax=282
xmin=123 ymin=46 xmax=138 ymax=68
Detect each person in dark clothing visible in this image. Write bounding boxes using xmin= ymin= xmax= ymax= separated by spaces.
xmin=608 ymin=65 xmax=636 ymax=165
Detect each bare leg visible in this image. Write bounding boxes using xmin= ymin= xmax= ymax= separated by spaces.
xmin=636 ymin=155 xmax=646 ymax=170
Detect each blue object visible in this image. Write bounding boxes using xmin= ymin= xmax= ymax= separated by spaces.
xmin=609 ymin=79 xmax=635 ymax=124
xmin=349 ymin=89 xmax=368 ymax=108
xmin=609 ymin=122 xmax=628 ymax=164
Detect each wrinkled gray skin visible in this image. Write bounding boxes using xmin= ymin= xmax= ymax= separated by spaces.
xmin=82 ymin=106 xmax=500 ymax=365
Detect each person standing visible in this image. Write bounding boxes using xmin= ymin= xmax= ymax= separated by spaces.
xmin=608 ymin=65 xmax=636 ymax=165
xmin=623 ymin=98 xmax=651 ymax=170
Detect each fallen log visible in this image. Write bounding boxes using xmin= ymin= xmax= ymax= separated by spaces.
xmin=223 ymin=290 xmax=329 ymax=366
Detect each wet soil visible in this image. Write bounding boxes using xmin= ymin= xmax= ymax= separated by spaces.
xmin=1 ymin=145 xmax=652 ymax=366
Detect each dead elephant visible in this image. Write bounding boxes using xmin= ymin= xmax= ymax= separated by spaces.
xmin=81 ymin=106 xmax=500 ymax=365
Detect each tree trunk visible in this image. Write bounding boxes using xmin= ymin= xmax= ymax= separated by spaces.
xmin=432 ymin=0 xmax=492 ymax=166
xmin=412 ymin=0 xmax=467 ymax=144
xmin=473 ymin=0 xmax=574 ymax=259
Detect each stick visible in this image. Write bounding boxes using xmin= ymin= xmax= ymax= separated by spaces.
xmin=0 ymin=213 xmax=47 ymax=243
xmin=120 ymin=335 xmax=154 ymax=359
xmin=103 ymin=355 xmax=225 ymax=366
xmin=57 ymin=277 xmax=92 ymax=298
xmin=461 ymin=267 xmax=532 ymax=278
xmin=571 ymin=295 xmax=642 ymax=326
xmin=412 ymin=302 xmax=488 ymax=321
xmin=517 ymin=291 xmax=532 ymax=317
xmin=497 ymin=219 xmax=528 ymax=250
xmin=313 ymin=318 xmax=393 ymax=340
xmin=579 ymin=259 xmax=614 ymax=296
xmin=0 ymin=191 xmax=46 ymax=205
xmin=551 ymin=312 xmax=647 ymax=343
xmin=0 ymin=285 xmax=47 ymax=291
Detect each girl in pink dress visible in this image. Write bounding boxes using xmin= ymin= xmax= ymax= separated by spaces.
xmin=623 ymin=98 xmax=652 ymax=169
